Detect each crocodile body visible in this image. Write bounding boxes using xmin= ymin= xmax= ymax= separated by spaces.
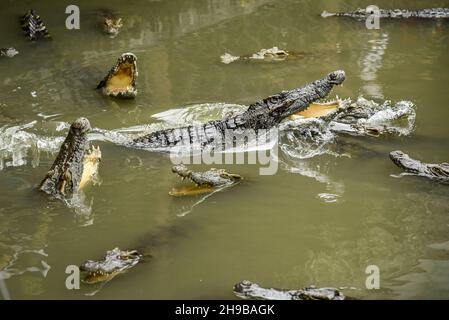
xmin=0 ymin=48 xmax=19 ymax=58
xmin=390 ymin=150 xmax=449 ymax=183
xmin=39 ymin=118 xmax=99 ymax=198
xmin=321 ymin=8 xmax=449 ymax=20
xmin=97 ymin=53 xmax=138 ymax=98
xmin=234 ymin=280 xmax=345 ymax=300
xmin=128 ymin=70 xmax=345 ymax=150
xmin=20 ymin=10 xmax=51 ymax=41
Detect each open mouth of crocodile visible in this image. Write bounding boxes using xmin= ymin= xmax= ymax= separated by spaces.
xmin=97 ymin=53 xmax=137 ymax=98
xmin=169 ymin=164 xmax=242 ymax=197
xmin=289 ymin=99 xmax=344 ymax=120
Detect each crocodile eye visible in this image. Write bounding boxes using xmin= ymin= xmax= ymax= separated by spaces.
xmin=266 ymin=95 xmax=281 ymax=106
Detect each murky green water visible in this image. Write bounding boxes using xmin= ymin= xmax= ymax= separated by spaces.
xmin=1 ymin=0 xmax=449 ymax=299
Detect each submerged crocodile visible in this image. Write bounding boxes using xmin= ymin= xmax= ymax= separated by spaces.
xmin=95 ymin=9 xmax=123 ymax=36
xmin=221 ymin=47 xmax=306 ymax=64
xmin=80 ymin=248 xmax=141 ymax=284
xmin=390 ymin=150 xmax=449 ymax=184
xmin=97 ymin=53 xmax=138 ymax=98
xmin=234 ymin=280 xmax=346 ymax=300
xmin=39 ymin=118 xmax=101 ymax=198
xmin=128 ymin=70 xmax=345 ymax=150
xmin=169 ymin=164 xmax=242 ymax=196
xmin=321 ymin=7 xmax=449 ymax=20
xmin=20 ymin=10 xmax=51 ymax=41
xmin=0 ymin=48 xmax=19 ymax=58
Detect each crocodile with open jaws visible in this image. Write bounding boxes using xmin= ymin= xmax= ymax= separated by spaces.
xmin=390 ymin=150 xmax=449 ymax=184
xmin=234 ymin=280 xmax=346 ymax=300
xmin=321 ymin=8 xmax=449 ymax=20
xmin=220 ymin=47 xmax=306 ymax=64
xmin=80 ymin=248 xmax=141 ymax=284
xmin=169 ymin=164 xmax=242 ymax=196
xmin=97 ymin=53 xmax=138 ymax=98
xmin=20 ymin=10 xmax=51 ymax=41
xmin=127 ymin=70 xmax=346 ymax=150
xmin=0 ymin=48 xmax=19 ymax=58
xmin=39 ymin=118 xmax=101 ymax=198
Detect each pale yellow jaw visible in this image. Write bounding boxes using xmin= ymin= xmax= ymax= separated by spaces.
xmin=79 ymin=146 xmax=102 ymax=190
xmin=290 ymin=101 xmax=340 ymax=120
xmin=169 ymin=185 xmax=214 ymax=197
xmin=105 ymin=63 xmax=135 ymax=94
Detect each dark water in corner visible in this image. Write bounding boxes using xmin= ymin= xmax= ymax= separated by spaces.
xmin=0 ymin=0 xmax=449 ymax=299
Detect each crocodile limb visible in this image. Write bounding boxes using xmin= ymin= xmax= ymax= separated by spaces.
xmin=390 ymin=150 xmax=449 ymax=184
xmin=234 ymin=280 xmax=346 ymax=300
xmin=322 ymin=8 xmax=449 ymax=20
xmin=127 ymin=70 xmax=345 ymax=150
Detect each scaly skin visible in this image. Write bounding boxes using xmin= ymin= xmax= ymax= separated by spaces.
xmin=390 ymin=150 xmax=449 ymax=183
xmin=80 ymin=248 xmax=141 ymax=284
xmin=97 ymin=53 xmax=138 ymax=98
xmin=20 ymin=10 xmax=51 ymax=41
xmin=39 ymin=118 xmax=101 ymax=197
xmin=322 ymin=8 xmax=449 ymax=20
xmin=128 ymin=70 xmax=345 ymax=149
xmin=234 ymin=280 xmax=346 ymax=300
xmin=0 ymin=48 xmax=19 ymax=58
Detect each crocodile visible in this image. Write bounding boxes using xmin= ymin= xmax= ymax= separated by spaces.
xmin=321 ymin=7 xmax=449 ymax=20
xmin=234 ymin=280 xmax=346 ymax=300
xmin=169 ymin=164 xmax=242 ymax=196
xmin=39 ymin=118 xmax=101 ymax=198
xmin=221 ymin=47 xmax=306 ymax=64
xmin=20 ymin=10 xmax=51 ymax=41
xmin=127 ymin=70 xmax=345 ymax=150
xmin=0 ymin=48 xmax=19 ymax=58
xmin=97 ymin=53 xmax=138 ymax=98
xmin=289 ymin=97 xmax=416 ymax=137
xmin=95 ymin=9 xmax=123 ymax=36
xmin=80 ymin=248 xmax=141 ymax=284
xmin=390 ymin=150 xmax=449 ymax=184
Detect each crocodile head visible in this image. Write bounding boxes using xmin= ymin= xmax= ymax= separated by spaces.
xmin=169 ymin=164 xmax=242 ymax=196
xmin=253 ymin=70 xmax=345 ymax=122
xmin=97 ymin=53 xmax=138 ymax=98
xmin=389 ymin=150 xmax=421 ymax=173
xmin=80 ymin=248 xmax=141 ymax=284
xmin=103 ymin=17 xmax=123 ymax=35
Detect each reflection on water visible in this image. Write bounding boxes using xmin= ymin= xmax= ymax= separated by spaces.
xmin=1 ymin=0 xmax=449 ymax=299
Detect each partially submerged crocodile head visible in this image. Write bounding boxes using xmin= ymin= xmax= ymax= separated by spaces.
xmin=39 ymin=118 xmax=101 ymax=198
xmin=390 ymin=150 xmax=449 ymax=183
xmin=0 ymin=48 xmax=19 ymax=58
xmin=169 ymin=164 xmax=242 ymax=196
xmin=80 ymin=248 xmax=141 ymax=284
xmin=103 ymin=17 xmax=123 ymax=35
xmin=234 ymin=280 xmax=345 ymax=300
xmin=97 ymin=53 xmax=138 ymax=98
